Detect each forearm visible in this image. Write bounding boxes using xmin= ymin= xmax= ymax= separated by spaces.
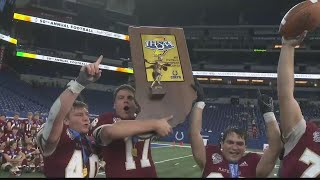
xmin=101 ymin=119 xmax=157 ymax=140
xmin=190 ymin=108 xmax=203 ymax=136
xmin=256 ymin=117 xmax=282 ymax=177
xmin=265 ymin=120 xmax=282 ymax=154
xmin=189 ymin=106 xmax=206 ymax=170
xmin=42 ymin=89 xmax=79 ymax=144
xmin=277 ymin=45 xmax=295 ymax=99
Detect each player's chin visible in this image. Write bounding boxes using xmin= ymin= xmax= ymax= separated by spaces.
xmin=228 ymin=154 xmax=242 ymax=163
xmin=81 ymin=125 xmax=90 ymax=133
xmin=120 ymin=113 xmax=135 ymax=120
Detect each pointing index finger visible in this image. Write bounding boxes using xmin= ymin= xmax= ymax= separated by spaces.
xmin=95 ymin=55 xmax=103 ymax=66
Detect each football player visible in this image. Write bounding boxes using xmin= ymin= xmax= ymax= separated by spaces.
xmin=36 ymin=56 xmax=105 ymax=178
xmin=189 ymin=79 xmax=282 ymax=178
xmin=91 ymin=84 xmax=173 ymax=178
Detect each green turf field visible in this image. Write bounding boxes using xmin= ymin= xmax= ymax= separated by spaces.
xmin=0 ymin=142 xmax=280 ymax=178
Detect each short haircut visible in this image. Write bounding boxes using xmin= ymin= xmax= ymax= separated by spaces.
xmin=14 ymin=112 xmax=20 ymax=116
xmin=72 ymin=100 xmax=88 ymax=109
xmin=113 ymin=84 xmax=135 ymax=101
xmin=222 ymin=126 xmax=247 ymax=144
xmin=27 ymin=112 xmax=33 ymax=116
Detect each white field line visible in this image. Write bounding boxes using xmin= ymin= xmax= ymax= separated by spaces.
xmin=152 ymin=143 xmax=264 ymax=155
xmin=154 ymin=155 xmax=193 ymax=164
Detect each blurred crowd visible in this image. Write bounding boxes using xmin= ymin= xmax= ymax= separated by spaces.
xmin=0 ymin=111 xmax=44 ymax=175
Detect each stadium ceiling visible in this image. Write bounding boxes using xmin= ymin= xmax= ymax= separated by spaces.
xmin=64 ymin=0 xmax=135 ymax=16
xmin=65 ymin=0 xmax=107 ymax=9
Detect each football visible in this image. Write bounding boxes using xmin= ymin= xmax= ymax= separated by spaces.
xmin=279 ymin=0 xmax=320 ymax=38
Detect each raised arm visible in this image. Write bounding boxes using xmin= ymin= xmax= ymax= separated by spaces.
xmin=277 ymin=33 xmax=306 ymax=139
xmin=256 ymin=93 xmax=282 ymax=177
xmin=37 ymin=55 xmax=103 ymax=156
xmin=189 ymin=78 xmax=206 ymax=170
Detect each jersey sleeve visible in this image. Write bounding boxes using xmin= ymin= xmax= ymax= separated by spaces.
xmin=283 ymin=119 xmax=306 ymax=157
xmin=36 ymin=124 xmax=68 ymax=157
xmin=91 ymin=113 xmax=114 ymax=147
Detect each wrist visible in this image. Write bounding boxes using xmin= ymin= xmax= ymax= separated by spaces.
xmin=263 ymin=112 xmax=276 ymax=124
xmin=193 ymin=101 xmax=206 ymax=110
xmin=281 ymin=42 xmax=296 ymax=48
xmin=67 ymin=80 xmax=85 ymax=94
xmin=151 ymin=120 xmax=160 ymax=131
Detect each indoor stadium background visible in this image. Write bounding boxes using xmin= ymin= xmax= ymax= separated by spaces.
xmin=0 ymin=0 xmax=319 ymax=178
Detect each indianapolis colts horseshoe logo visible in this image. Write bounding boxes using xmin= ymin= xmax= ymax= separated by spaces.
xmin=175 ymin=131 xmax=184 ymax=141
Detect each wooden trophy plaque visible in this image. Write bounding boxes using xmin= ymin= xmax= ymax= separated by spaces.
xmin=129 ymin=26 xmax=196 ymax=132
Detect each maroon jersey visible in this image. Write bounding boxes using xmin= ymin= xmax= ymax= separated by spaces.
xmin=202 ymin=145 xmax=261 ymax=178
xmin=21 ymin=119 xmax=34 ymax=133
xmin=5 ymin=132 xmax=22 ymax=143
xmin=2 ymin=147 xmax=21 ymax=163
xmin=280 ymin=122 xmax=320 ymax=178
xmin=38 ymin=125 xmax=99 ymax=178
xmin=6 ymin=118 xmax=19 ymax=131
xmin=92 ymin=112 xmax=157 ymax=178
xmin=32 ymin=118 xmax=43 ymax=127
xmin=25 ymin=132 xmax=37 ymax=142
xmin=0 ymin=135 xmax=7 ymax=144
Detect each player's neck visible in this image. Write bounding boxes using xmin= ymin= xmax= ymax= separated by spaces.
xmin=114 ymin=113 xmax=135 ymax=120
xmin=68 ymin=128 xmax=86 ymax=138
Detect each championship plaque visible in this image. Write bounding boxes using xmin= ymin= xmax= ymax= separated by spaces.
xmin=129 ymin=26 xmax=196 ymax=129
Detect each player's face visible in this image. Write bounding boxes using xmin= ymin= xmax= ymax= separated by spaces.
xmin=0 ymin=116 xmax=5 ymax=121
xmin=34 ymin=115 xmax=39 ymax=120
xmin=65 ymin=107 xmax=90 ymax=134
xmin=14 ymin=115 xmax=19 ymax=120
xmin=27 ymin=114 xmax=33 ymax=120
xmin=221 ymin=132 xmax=246 ymax=163
xmin=114 ymin=89 xmax=137 ymax=120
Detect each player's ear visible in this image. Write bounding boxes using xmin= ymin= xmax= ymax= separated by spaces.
xmin=64 ymin=118 xmax=70 ymax=125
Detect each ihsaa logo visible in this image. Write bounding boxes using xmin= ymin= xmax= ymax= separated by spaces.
xmin=145 ymin=39 xmax=175 ymax=51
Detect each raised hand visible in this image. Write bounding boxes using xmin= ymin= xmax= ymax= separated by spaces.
xmin=257 ymin=89 xmax=274 ymax=114
xmin=191 ymin=77 xmax=205 ymax=102
xmin=282 ymin=31 xmax=307 ymax=47
xmin=76 ymin=55 xmax=103 ymax=86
